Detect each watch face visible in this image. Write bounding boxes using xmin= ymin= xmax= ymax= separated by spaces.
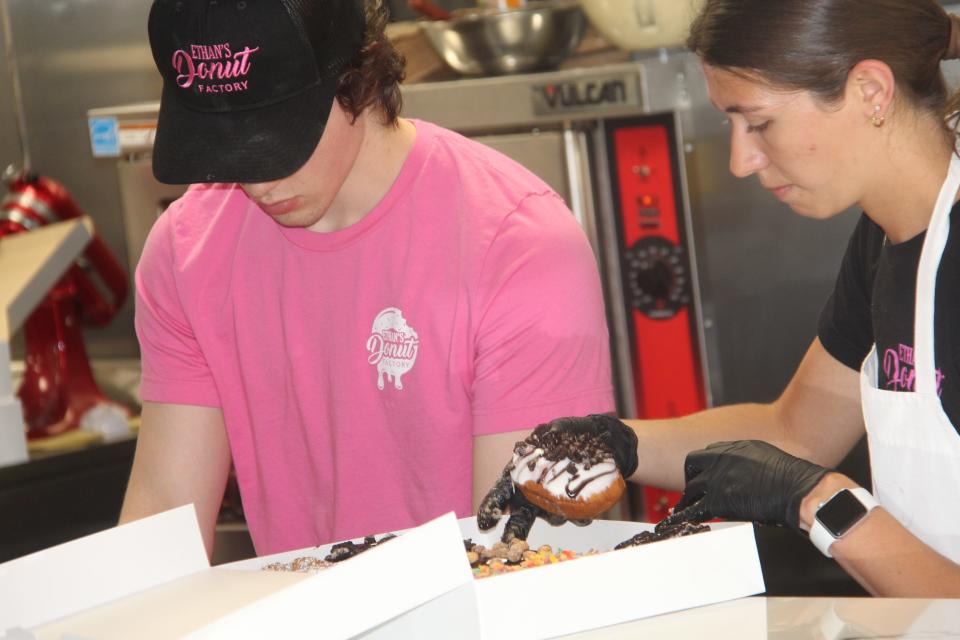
xmin=816 ymin=489 xmax=868 ymax=538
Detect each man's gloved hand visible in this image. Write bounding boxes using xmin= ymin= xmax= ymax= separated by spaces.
xmin=476 ymin=414 xmax=639 ymax=542
xmin=656 ymin=440 xmax=829 ymax=534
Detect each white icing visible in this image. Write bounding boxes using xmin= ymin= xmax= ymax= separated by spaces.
xmin=509 ymin=447 xmax=617 ymax=502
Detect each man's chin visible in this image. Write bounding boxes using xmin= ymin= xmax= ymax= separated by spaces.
xmin=265 ymin=212 xmax=318 ymax=229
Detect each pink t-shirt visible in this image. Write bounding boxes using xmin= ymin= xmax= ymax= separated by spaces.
xmin=135 ymin=120 xmax=614 ymax=554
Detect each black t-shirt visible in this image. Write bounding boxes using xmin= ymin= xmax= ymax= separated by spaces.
xmin=817 ymin=206 xmax=960 ymax=434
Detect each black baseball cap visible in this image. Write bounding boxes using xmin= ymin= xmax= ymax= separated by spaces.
xmin=148 ymin=0 xmax=365 ymax=185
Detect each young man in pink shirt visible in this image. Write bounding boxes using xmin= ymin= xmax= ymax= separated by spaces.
xmin=121 ymin=0 xmax=615 ymax=557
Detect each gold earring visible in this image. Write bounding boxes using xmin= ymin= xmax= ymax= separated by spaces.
xmin=872 ymin=105 xmax=886 ymax=127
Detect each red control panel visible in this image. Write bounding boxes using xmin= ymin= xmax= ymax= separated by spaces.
xmin=606 ymin=115 xmax=707 ymax=522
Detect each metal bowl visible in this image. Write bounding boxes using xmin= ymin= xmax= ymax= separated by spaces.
xmin=418 ymin=1 xmax=587 ymax=77
xmin=581 ymin=0 xmax=702 ymax=52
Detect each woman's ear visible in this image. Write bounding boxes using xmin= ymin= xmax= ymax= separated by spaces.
xmin=847 ymin=59 xmax=896 ymax=122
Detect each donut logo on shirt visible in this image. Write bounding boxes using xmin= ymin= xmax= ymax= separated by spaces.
xmin=366 ymin=308 xmax=419 ymax=391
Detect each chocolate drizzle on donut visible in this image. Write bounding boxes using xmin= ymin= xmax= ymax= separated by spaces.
xmin=516 ymin=424 xmax=614 ymax=466
xmin=541 ymin=459 xmax=564 ymax=484
xmin=566 ymin=469 xmax=616 ymax=498
xmin=512 ymin=425 xmax=618 ymax=500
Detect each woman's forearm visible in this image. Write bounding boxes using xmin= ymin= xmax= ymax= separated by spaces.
xmin=623 ymin=402 xmax=785 ymax=489
xmin=800 ymin=473 xmax=960 ymax=597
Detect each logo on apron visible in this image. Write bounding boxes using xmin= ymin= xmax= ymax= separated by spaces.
xmin=882 ymin=343 xmax=945 ymax=394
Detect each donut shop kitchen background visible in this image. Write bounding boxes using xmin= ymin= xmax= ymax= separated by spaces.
xmin=4 ymin=0 xmax=958 ymax=598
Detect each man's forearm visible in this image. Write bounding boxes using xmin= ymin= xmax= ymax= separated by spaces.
xmin=119 ymin=453 xmax=228 ymax=560
xmin=119 ymin=402 xmax=232 ymax=560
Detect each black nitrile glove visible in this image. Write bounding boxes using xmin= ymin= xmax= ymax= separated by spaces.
xmin=548 ymin=414 xmax=640 ymax=479
xmin=656 ymin=440 xmax=829 ymax=534
xmin=476 ymin=415 xmax=639 ymax=541
xmin=476 ymin=464 xmax=568 ymax=542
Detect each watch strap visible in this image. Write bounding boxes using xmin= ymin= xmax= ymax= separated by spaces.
xmin=810 ymin=487 xmax=879 ymax=558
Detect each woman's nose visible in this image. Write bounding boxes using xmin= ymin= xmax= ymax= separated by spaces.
xmin=729 ymin=129 xmax=769 ymax=178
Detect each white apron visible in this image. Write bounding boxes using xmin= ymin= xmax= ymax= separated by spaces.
xmin=859 ymin=151 xmax=960 ymax=563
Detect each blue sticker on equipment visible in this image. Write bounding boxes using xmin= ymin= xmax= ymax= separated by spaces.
xmin=88 ymin=117 xmax=120 ymax=157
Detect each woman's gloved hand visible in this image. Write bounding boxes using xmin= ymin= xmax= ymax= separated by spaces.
xmin=656 ymin=440 xmax=829 ymax=534
xmin=546 ymin=415 xmax=640 ymax=479
xmin=477 ymin=414 xmax=639 ymax=541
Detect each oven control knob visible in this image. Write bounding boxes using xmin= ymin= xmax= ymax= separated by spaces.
xmin=625 ymin=236 xmax=691 ymax=319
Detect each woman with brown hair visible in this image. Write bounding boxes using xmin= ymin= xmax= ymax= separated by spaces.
xmin=480 ymin=0 xmax=960 ymax=596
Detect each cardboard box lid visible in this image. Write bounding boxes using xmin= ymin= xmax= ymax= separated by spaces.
xmin=466 ymin=519 xmax=765 ymax=640
xmin=0 ymin=504 xmax=208 ymax=632
xmin=6 ymin=507 xmax=764 ymax=640
xmin=185 ymin=512 xmax=474 ymax=639
xmin=26 ymin=569 xmax=304 ymax=640
xmin=6 ymin=510 xmax=475 ymax=640
xmin=233 ymin=516 xmax=766 ymax=640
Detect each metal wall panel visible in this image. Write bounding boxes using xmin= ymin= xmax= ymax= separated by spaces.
xmin=1 ymin=0 xmax=160 ymax=357
xmin=0 ymin=4 xmax=20 ymax=177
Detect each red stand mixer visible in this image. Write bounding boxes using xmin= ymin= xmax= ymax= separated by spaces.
xmin=1 ymin=171 xmax=129 ymax=439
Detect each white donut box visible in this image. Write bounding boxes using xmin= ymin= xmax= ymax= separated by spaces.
xmin=1 ymin=505 xmax=765 ymax=639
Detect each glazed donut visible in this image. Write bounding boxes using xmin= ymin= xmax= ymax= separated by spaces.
xmin=509 ymin=425 xmax=626 ymax=520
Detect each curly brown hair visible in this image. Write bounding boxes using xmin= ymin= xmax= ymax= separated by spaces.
xmin=336 ymin=0 xmax=406 ymax=126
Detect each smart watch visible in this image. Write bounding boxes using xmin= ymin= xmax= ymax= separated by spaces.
xmin=809 ymin=487 xmax=879 ymax=558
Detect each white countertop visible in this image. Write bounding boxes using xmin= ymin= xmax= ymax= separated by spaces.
xmin=559 ymin=597 xmax=960 ymax=639
xmin=27 ymin=594 xmax=960 ymax=640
